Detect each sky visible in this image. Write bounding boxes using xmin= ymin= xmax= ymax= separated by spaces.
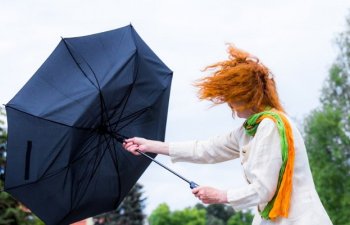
xmin=1 ymin=0 xmax=350 ymax=216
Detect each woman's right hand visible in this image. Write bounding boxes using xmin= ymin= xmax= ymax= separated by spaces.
xmin=122 ymin=137 xmax=169 ymax=156
xmin=122 ymin=137 xmax=149 ymax=155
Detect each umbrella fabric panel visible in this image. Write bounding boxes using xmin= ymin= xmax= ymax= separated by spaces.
xmin=131 ymin=25 xmax=172 ymax=74
xmin=117 ymin=82 xmax=172 ymax=142
xmin=4 ymin=107 xmax=92 ymax=187
xmin=64 ymin=26 xmax=138 ymax=89
xmin=107 ymin=51 xmax=172 ymax=136
xmin=7 ymin=41 xmax=101 ymax=128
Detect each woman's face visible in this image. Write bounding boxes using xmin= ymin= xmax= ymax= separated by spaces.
xmin=228 ymin=101 xmax=254 ymax=119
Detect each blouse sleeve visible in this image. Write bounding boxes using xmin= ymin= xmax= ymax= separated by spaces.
xmin=226 ymin=118 xmax=282 ymax=211
xmin=168 ymin=129 xmax=241 ymax=164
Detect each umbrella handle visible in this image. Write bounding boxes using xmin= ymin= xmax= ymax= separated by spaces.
xmin=135 ymin=149 xmax=200 ymax=189
xmin=135 ymin=147 xmax=200 ymax=191
xmin=189 ymin=181 xmax=199 ymax=189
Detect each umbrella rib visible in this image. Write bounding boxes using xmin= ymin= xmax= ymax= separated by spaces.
xmin=111 ymin=53 xmax=140 ymax=131
xmin=63 ymin=37 xmax=141 ymax=136
xmin=4 ymin=164 xmax=71 ymax=191
xmin=108 ymin=107 xmax=149 ymax=128
xmin=68 ymin=134 xmax=109 ymax=214
xmin=64 ymin=42 xmax=114 ymax=137
xmin=115 ymin=88 xmax=169 ymax=132
xmin=111 ymin=87 xmax=169 ymax=132
xmin=109 ymin=135 xmax=134 ymax=165
xmin=71 ymin=134 xmax=112 ymax=210
xmin=115 ymin=107 xmax=149 ymax=133
xmin=93 ymin=27 xmax=138 ymax=130
xmin=72 ymin=143 xmax=100 ymax=208
xmin=94 ymin=90 xmax=124 ymax=207
xmin=4 ymin=106 xmax=104 ymax=191
xmin=39 ymin=131 xmax=98 ymax=180
xmin=61 ymin=38 xmax=99 ymax=90
xmin=64 ymin=38 xmax=142 ymax=133
xmin=105 ymin=135 xmax=123 ymax=206
xmin=69 ymin=133 xmax=101 ymax=163
xmin=62 ymin=39 xmax=111 ymax=133
xmin=99 ymin=51 xmax=137 ymax=119
xmin=5 ymin=105 xmax=95 ymax=131
xmin=29 ymin=72 xmax=99 ymax=121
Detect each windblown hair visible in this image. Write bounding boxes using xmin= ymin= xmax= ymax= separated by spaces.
xmin=195 ymin=45 xmax=285 ymax=113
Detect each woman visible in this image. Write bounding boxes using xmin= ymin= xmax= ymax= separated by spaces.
xmin=123 ymin=45 xmax=332 ymax=224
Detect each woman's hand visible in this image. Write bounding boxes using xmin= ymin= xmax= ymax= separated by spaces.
xmin=123 ymin=137 xmax=149 ymax=155
xmin=122 ymin=137 xmax=169 ymax=156
xmin=192 ymin=186 xmax=228 ymax=204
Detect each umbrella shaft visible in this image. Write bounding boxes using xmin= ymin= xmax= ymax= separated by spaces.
xmin=136 ymin=149 xmax=192 ymax=184
xmin=112 ymin=134 xmax=198 ymax=188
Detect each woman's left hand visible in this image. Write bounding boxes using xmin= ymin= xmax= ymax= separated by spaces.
xmin=192 ymin=186 xmax=228 ymax=204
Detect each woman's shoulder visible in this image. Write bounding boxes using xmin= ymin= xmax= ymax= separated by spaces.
xmin=231 ymin=123 xmax=252 ymax=147
xmin=231 ymin=118 xmax=276 ymax=138
xmin=259 ymin=112 xmax=298 ymax=129
xmin=257 ymin=113 xmax=303 ymax=141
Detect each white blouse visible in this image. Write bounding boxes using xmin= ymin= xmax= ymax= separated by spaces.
xmin=169 ymin=117 xmax=333 ymax=225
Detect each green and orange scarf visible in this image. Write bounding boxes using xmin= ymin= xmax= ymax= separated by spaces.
xmin=243 ymin=109 xmax=295 ymax=220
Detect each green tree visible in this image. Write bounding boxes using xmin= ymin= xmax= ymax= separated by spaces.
xmin=0 ymin=108 xmax=6 ymax=181
xmin=0 ymin=107 xmax=44 ymax=225
xmin=227 ymin=211 xmax=254 ymax=225
xmin=303 ymin=13 xmax=350 ymax=225
xmin=149 ymin=203 xmax=206 ymax=225
xmin=93 ymin=183 xmax=146 ymax=225
xmin=206 ymin=204 xmax=233 ymax=224
xmin=197 ymin=203 xmax=254 ymax=225
xmin=195 ymin=203 xmax=233 ymax=225
xmin=171 ymin=207 xmax=206 ymax=225
xmin=148 ymin=203 xmax=172 ymax=225
xmin=206 ymin=215 xmax=225 ymax=225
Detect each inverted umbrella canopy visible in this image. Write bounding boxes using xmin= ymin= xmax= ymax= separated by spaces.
xmin=4 ymin=25 xmax=172 ymax=225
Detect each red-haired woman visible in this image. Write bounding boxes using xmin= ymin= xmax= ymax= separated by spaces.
xmin=123 ymin=46 xmax=332 ymax=224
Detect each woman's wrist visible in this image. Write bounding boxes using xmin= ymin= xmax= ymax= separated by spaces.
xmin=221 ymin=190 xmax=228 ymax=203
xmin=148 ymin=140 xmax=169 ymax=155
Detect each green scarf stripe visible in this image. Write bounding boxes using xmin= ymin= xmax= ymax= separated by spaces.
xmin=243 ymin=111 xmax=288 ymax=219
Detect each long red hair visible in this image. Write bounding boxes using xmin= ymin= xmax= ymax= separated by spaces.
xmin=195 ymin=45 xmax=284 ymax=113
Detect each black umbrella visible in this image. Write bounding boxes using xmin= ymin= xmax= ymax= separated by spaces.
xmin=3 ymin=25 xmax=194 ymax=225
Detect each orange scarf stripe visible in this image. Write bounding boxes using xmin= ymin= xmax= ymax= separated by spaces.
xmin=269 ymin=113 xmax=295 ymax=219
xmin=256 ymin=113 xmax=295 ymax=219
xmin=244 ymin=110 xmax=295 ymax=220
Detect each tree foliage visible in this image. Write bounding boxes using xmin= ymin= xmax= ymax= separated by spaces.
xmin=93 ymin=183 xmax=146 ymax=225
xmin=149 ymin=202 xmax=253 ymax=225
xmin=149 ymin=203 xmax=206 ymax=225
xmin=226 ymin=211 xmax=254 ymax=225
xmin=0 ymin=108 xmax=6 ymax=182
xmin=303 ymin=13 xmax=350 ymax=225
xmin=205 ymin=204 xmax=234 ymax=224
